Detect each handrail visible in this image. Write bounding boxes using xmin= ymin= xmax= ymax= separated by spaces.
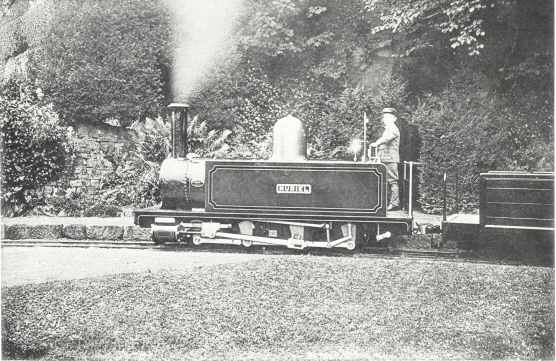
xmin=402 ymin=161 xmax=423 ymax=219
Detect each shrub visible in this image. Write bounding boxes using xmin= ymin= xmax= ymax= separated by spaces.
xmin=412 ymin=72 xmax=553 ymax=214
xmin=0 ymin=91 xmax=75 ymax=216
xmin=186 ymin=115 xmax=232 ymax=159
xmin=38 ymin=188 xmax=122 ymax=217
xmin=412 ymin=89 xmax=495 ymax=212
xmin=28 ymin=0 xmax=171 ymax=127
xmin=97 ymin=117 xmax=169 ymax=211
xmin=303 ymin=77 xmax=409 ymax=160
xmin=191 ymin=65 xmax=287 ymax=145
xmin=91 ymin=115 xmax=232 ymax=214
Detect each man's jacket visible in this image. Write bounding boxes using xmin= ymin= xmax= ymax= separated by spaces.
xmin=376 ymin=122 xmax=400 ymax=163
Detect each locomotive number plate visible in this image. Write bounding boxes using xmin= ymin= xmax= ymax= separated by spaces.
xmin=276 ymin=183 xmax=312 ymax=194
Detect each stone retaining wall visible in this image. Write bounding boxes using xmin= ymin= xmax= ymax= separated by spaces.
xmin=3 ymin=223 xmax=151 ymax=241
xmin=42 ymin=121 xmax=134 ymax=198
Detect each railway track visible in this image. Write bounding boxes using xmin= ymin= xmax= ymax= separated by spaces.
xmin=1 ymin=238 xmax=469 ymax=261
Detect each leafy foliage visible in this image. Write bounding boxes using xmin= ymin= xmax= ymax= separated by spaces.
xmin=187 ymin=115 xmax=232 ymax=159
xmin=80 ymin=118 xmax=171 ymax=214
xmin=360 ymin=0 xmax=553 ymax=212
xmin=102 ymin=115 xmax=229 ymax=205
xmin=366 ymin=0 xmax=506 ymax=56
xmin=190 ymin=64 xmax=287 ymax=159
xmin=0 ymin=82 xmax=75 ymax=216
xmin=27 ymin=0 xmax=172 ymax=126
xmin=413 ymin=72 xmax=553 ymax=213
xmin=90 ymin=116 xmax=231 ymax=214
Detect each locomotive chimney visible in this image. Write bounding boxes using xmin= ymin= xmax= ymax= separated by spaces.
xmin=168 ymin=103 xmax=189 ymax=158
xmin=271 ymin=114 xmax=307 ymax=161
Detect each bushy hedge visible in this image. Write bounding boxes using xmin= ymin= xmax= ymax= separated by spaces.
xmin=412 ymin=73 xmax=553 ymax=213
xmin=28 ymin=0 xmax=171 ymax=126
xmin=0 ymin=92 xmax=75 ymax=216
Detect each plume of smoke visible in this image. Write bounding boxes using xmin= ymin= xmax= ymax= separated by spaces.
xmin=164 ymin=0 xmax=244 ymax=102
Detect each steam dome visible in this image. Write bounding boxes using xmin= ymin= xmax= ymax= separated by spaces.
xmin=271 ymin=115 xmax=307 ymax=161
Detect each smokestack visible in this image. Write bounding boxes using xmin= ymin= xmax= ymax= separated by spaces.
xmin=168 ymin=103 xmax=189 ymax=158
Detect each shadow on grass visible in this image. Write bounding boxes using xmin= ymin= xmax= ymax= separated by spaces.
xmin=2 ymin=319 xmax=50 ymax=359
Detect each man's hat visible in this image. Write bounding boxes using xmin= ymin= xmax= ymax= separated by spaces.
xmin=382 ymin=107 xmax=397 ymax=114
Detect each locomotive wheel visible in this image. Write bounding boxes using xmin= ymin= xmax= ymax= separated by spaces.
xmin=192 ymin=235 xmax=202 ymax=246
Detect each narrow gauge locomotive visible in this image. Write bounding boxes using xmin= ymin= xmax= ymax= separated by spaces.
xmin=133 ymin=104 xmax=414 ymax=250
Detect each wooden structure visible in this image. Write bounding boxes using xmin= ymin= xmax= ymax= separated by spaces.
xmin=442 ymin=171 xmax=554 ymax=253
xmin=479 ymin=171 xmax=554 ymax=231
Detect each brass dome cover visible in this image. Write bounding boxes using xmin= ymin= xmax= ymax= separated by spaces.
xmin=271 ymin=114 xmax=307 ymax=162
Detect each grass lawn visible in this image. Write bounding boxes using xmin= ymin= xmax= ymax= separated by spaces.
xmin=2 ymin=255 xmax=554 ymax=360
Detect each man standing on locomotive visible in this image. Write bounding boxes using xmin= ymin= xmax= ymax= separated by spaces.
xmin=369 ymin=108 xmax=400 ymax=211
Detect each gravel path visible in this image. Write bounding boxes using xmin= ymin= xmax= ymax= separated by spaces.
xmin=1 ymin=246 xmax=275 ymax=287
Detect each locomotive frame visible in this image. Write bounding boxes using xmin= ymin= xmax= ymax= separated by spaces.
xmin=133 ymin=104 xmax=416 ymax=251
xmin=135 ymin=208 xmax=413 ymax=250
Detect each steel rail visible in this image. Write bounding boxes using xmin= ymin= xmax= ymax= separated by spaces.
xmin=1 ymin=239 xmax=468 ymax=260
xmin=6 ymin=240 xmax=546 ymax=266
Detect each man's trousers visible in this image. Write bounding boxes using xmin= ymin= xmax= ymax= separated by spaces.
xmin=384 ymin=162 xmax=399 ymax=208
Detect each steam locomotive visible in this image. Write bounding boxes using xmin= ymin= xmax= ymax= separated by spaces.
xmin=133 ymin=103 xmax=414 ymax=250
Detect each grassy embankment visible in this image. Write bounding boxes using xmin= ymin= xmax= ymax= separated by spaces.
xmin=2 ymin=256 xmax=554 ymax=360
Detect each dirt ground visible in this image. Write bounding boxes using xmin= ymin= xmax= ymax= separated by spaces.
xmin=1 ymin=247 xmax=276 ymax=287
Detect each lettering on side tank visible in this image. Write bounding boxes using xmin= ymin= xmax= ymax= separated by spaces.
xmin=275 ymin=184 xmax=312 ymax=194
